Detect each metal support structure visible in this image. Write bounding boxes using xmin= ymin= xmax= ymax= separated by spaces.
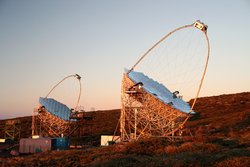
xmin=32 ymin=107 xmax=70 ymax=137
xmin=45 ymin=74 xmax=82 ymax=111
xmin=120 ymin=74 xmax=187 ymax=141
xmin=4 ymin=119 xmax=21 ymax=141
xmin=32 ymin=107 xmax=84 ymax=138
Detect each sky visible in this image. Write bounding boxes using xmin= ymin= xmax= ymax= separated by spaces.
xmin=0 ymin=0 xmax=250 ymax=119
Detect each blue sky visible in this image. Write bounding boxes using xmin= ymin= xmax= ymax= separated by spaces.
xmin=0 ymin=0 xmax=250 ymax=119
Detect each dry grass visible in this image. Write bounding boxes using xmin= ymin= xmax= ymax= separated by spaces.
xmin=214 ymin=157 xmax=250 ymax=167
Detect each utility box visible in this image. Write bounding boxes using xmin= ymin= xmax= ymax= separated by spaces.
xmin=52 ymin=137 xmax=69 ymax=150
xmin=19 ymin=138 xmax=51 ymax=153
xmin=101 ymin=135 xmax=120 ymax=146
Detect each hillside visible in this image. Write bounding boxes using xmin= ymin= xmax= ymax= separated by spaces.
xmin=0 ymin=92 xmax=249 ymax=166
xmin=187 ymin=92 xmax=250 ymax=142
xmin=0 ymin=109 xmax=120 ymax=144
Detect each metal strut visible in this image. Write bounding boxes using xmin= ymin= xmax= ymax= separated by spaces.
xmin=45 ymin=74 xmax=82 ymax=111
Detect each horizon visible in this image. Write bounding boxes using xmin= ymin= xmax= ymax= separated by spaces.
xmin=1 ymin=0 xmax=250 ymax=119
xmin=1 ymin=91 xmax=248 ymax=120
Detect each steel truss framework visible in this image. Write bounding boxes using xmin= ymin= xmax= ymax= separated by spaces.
xmin=32 ymin=107 xmax=79 ymax=137
xmin=33 ymin=107 xmax=68 ymax=137
xmin=4 ymin=120 xmax=21 ymax=140
xmin=120 ymin=74 xmax=187 ymax=141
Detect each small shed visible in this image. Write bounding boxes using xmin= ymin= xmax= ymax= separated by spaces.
xmin=19 ymin=138 xmax=51 ymax=153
